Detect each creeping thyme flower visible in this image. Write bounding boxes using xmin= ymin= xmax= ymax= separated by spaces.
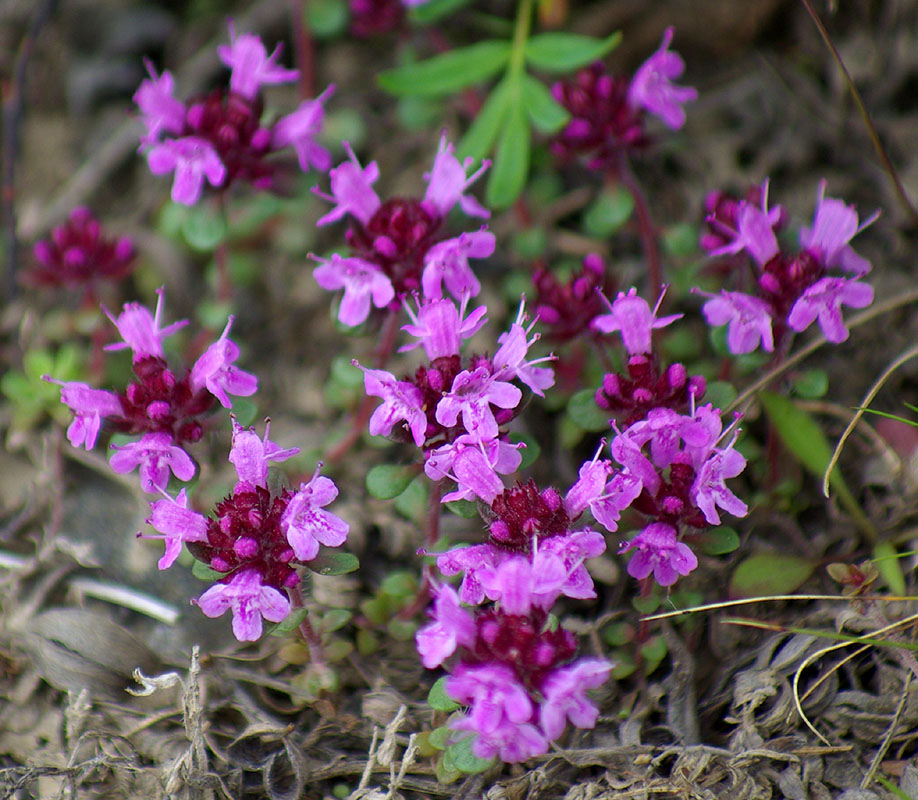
xmin=533 ymin=253 xmax=615 ymax=343
xmin=620 ymin=522 xmax=697 ymax=586
xmin=626 ymin=27 xmax=698 ymax=130
xmin=27 ymin=207 xmax=135 ymax=292
xmin=592 ymin=288 xmax=682 ymax=356
xmin=146 ymin=420 xmax=350 ymax=641
xmin=697 ymin=179 xmax=877 ymax=352
xmin=135 ymin=24 xmax=333 ymax=204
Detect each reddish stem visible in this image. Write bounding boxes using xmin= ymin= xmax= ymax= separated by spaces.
xmin=614 ymin=153 xmax=662 ymax=300
xmin=289 ymin=581 xmax=325 ymax=664
xmin=291 ymin=0 xmax=316 ymax=99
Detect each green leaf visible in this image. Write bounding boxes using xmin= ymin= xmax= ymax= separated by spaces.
xmin=307 ymin=550 xmax=360 ymax=575
xmin=446 ymin=735 xmax=495 ymax=773
xmin=320 ymin=608 xmax=353 ymax=634
xmin=583 ymin=185 xmax=634 ymax=237
xmin=703 ymin=380 xmax=737 ymax=411
xmin=729 ymin=553 xmax=817 ymax=597
xmin=181 ymin=204 xmax=227 ymax=252
xmin=377 ymin=41 xmax=511 ymax=96
xmin=566 ymin=388 xmax=610 ymax=432
xmin=305 ymin=0 xmax=348 ymax=38
xmin=231 ymin=398 xmax=258 ymax=427
xmin=601 ymin=622 xmax=634 ymax=647
xmin=380 ymin=570 xmax=417 ymax=598
xmin=268 ymin=607 xmax=310 ymax=637
xmin=428 ymin=726 xmax=451 ymax=750
xmin=366 ymin=464 xmax=417 ymax=499
xmin=872 ymin=541 xmax=906 ymax=595
xmin=409 ymin=0 xmax=472 ymax=24
xmin=192 ymin=559 xmax=227 ymax=581
xmin=485 ymin=95 xmax=530 ymax=209
xmin=457 ymin=78 xmax=513 ymax=161
xmin=446 ymin=499 xmax=479 ymax=518
xmin=639 ymin=635 xmax=668 ymax=676
xmin=428 ymin=676 xmax=460 ymax=711
xmin=394 ymin=475 xmax=428 ymax=520
xmin=790 ymin=368 xmax=829 ymax=399
xmin=524 ymin=31 xmax=622 ymax=73
xmin=700 ymin=526 xmax=740 ymax=555
xmin=520 ymin=74 xmax=569 ymax=133
xmin=509 ymin=431 xmax=540 ymax=470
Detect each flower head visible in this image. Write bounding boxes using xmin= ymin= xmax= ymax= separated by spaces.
xmin=145 ymin=488 xmax=209 ymax=569
xmin=228 ymin=418 xmax=299 ymax=489
xmin=312 ymin=253 xmax=395 ymax=326
xmin=104 ymin=287 xmax=189 ymax=361
xmin=314 ymin=142 xmax=381 ymax=226
xmin=43 ymin=379 xmax=123 ymax=450
xmin=592 ymin=288 xmax=682 ymax=355
xmin=357 ymin=365 xmax=427 ymax=446
xmin=415 ymin=583 xmax=476 ymax=668
xmin=133 ymin=60 xmax=186 ymax=143
xmin=800 ymin=180 xmax=877 ymax=276
xmin=196 ymin=568 xmax=291 ymax=641
xmin=145 ymin=137 xmax=227 ymax=206
xmin=492 ymin=299 xmax=556 ymax=397
xmin=539 ymin=658 xmax=612 ymax=740
xmin=435 ymin=367 xmax=522 ymax=441
xmin=620 ymin=522 xmax=697 ymax=586
xmin=217 ymin=23 xmax=299 ymax=100
xmin=109 ymin=431 xmax=197 ymax=493
xmin=280 ymin=465 xmax=350 ymax=561
xmin=400 ymin=295 xmax=487 ymax=361
xmin=422 ymin=133 xmax=490 ymax=220
xmin=420 ymin=229 xmax=492 ymax=300
xmin=627 ymin=27 xmax=697 ymax=129
xmin=271 ymin=85 xmax=335 ymax=173
xmin=698 ymin=289 xmax=774 ymax=354
xmin=787 ymin=276 xmax=874 ymax=343
xmin=190 ymin=316 xmax=259 ymax=408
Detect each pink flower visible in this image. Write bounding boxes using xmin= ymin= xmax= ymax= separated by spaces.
xmin=420 ymin=229 xmax=493 ymax=300
xmin=539 ymin=658 xmax=612 ymax=740
xmin=537 ymin=529 xmax=607 ymax=600
xmin=314 ymin=142 xmax=381 ymax=226
xmin=43 ymin=378 xmax=123 ymax=450
xmin=103 ymin=287 xmax=189 ymax=361
xmin=800 ymin=180 xmax=877 ymax=276
xmin=196 ymin=568 xmax=291 ymax=641
xmin=217 ymin=23 xmax=299 ymax=100
xmin=492 ymin=299 xmax=556 ymax=397
xmin=699 ymin=289 xmax=774 ymax=354
xmin=415 ymin=583 xmax=476 ymax=668
xmin=620 ymin=522 xmax=697 ymax=586
xmin=691 ymin=445 xmax=748 ymax=525
xmin=133 ymin=60 xmax=186 ymax=143
xmin=109 ymin=431 xmax=197 ymax=493
xmin=478 ymin=551 xmax=569 ymax=613
xmin=228 ymin=419 xmax=299 ymax=489
xmin=280 ymin=465 xmax=350 ymax=561
xmin=424 ymin=435 xmax=519 ymax=503
xmin=787 ymin=276 xmax=873 ymax=343
xmin=627 ymin=27 xmax=697 ymax=129
xmin=435 ymin=367 xmax=522 ymax=441
xmin=563 ymin=450 xmax=613 ymax=519
xmin=145 ymin=488 xmax=209 ymax=569
xmin=589 ymin=471 xmax=642 ymax=533
xmin=592 ymin=288 xmax=682 ymax=355
xmin=357 ymin=365 xmax=427 ymax=446
xmin=422 ymin=133 xmax=491 ymax=220
xmin=190 ymin=316 xmax=258 ymax=408
xmin=400 ymin=295 xmax=487 ymax=361
xmin=271 ymin=85 xmax=335 ymax=173
xmin=436 ymin=542 xmax=506 ymax=605
xmin=146 ymin=137 xmax=227 ymax=206
xmin=313 ymin=254 xmax=394 ymax=326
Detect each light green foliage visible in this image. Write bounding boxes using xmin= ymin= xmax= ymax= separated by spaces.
xmin=2 ymin=345 xmax=83 ymax=433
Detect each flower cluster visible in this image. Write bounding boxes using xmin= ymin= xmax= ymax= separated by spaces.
xmin=697 ymin=179 xmax=877 ymax=352
xmin=349 ymin=0 xmax=428 ymax=37
xmin=144 ymin=419 xmax=349 ymax=640
xmin=532 ymin=253 xmax=617 ymax=344
xmin=551 ymin=27 xmax=697 ymax=169
xmin=134 ymin=23 xmax=333 ymax=205
xmin=310 ymin=133 xmax=491 ymax=326
xmin=26 ymin=207 xmax=135 ymax=293
xmin=45 ymin=288 xmax=256 ymax=493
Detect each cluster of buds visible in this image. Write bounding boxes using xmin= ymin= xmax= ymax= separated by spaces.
xmin=45 ymin=288 xmax=256 ymax=493
xmin=310 ymin=133 xmax=491 ymax=326
xmin=134 ymin=23 xmax=333 ymax=205
xmin=532 ymin=253 xmax=616 ymax=343
xmin=551 ymin=27 xmax=697 ymax=169
xmin=144 ymin=420 xmax=349 ymax=640
xmin=697 ymin=179 xmax=877 ymax=352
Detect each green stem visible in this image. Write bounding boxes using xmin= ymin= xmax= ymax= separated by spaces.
xmin=508 ymin=0 xmax=534 ymax=78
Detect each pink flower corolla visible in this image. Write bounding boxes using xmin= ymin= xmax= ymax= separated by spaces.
xmin=626 ymin=27 xmax=697 ymax=129
xmin=42 ymin=379 xmax=123 ymax=450
xmin=563 ymin=448 xmax=613 ymax=519
xmin=800 ymin=180 xmax=877 ymax=276
xmin=312 ymin=253 xmax=395 ymax=326
xmin=435 ymin=367 xmax=522 ymax=441
xmin=400 ymin=295 xmax=487 ymax=361
xmin=539 ymin=658 xmax=612 ymax=740
xmin=425 ymin=435 xmax=521 ymax=503
xmin=698 ymin=289 xmax=774 ymax=354
xmin=357 ymin=365 xmax=427 ymax=446
xmin=435 ymin=542 xmax=504 ymax=605
xmin=133 ymin=60 xmax=186 ymax=143
xmin=103 ymin=287 xmax=189 ymax=361
xmin=610 ymin=430 xmax=660 ymax=495
xmin=109 ymin=431 xmax=197 ymax=493
xmin=446 ymin=663 xmax=547 ymax=763
xmin=420 ymin=229 xmax=493 ymax=300
xmin=196 ymin=568 xmax=291 ymax=641
xmin=228 ymin=418 xmax=300 ymax=489
xmin=422 ymin=133 xmax=491 ymax=220
xmin=415 ymin=583 xmax=476 ymax=668
xmin=589 ymin=471 xmax=643 ymax=533
xmin=708 ymin=185 xmax=782 ymax=266
xmin=691 ymin=442 xmax=748 ymax=525
xmin=280 ymin=465 xmax=350 ymax=561
xmin=492 ymin=299 xmax=556 ymax=397
xmin=145 ymin=488 xmax=209 ymax=569
xmin=620 ymin=406 xmax=687 ymax=468
xmin=592 ymin=288 xmax=682 ymax=355
xmin=478 ymin=550 xmax=569 ymax=613
xmin=537 ymin=529 xmax=606 ymax=600
xmin=271 ymin=85 xmax=335 ymax=173
xmin=217 ymin=23 xmax=299 ymax=100
xmin=190 ymin=316 xmax=259 ymax=408
xmin=787 ymin=276 xmax=874 ymax=343
xmin=146 ymin=136 xmax=227 ymax=206
xmin=314 ymin=142 xmax=381 ymax=226
xmin=620 ymin=522 xmax=697 ymax=586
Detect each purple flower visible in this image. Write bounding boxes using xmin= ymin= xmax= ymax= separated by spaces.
xmin=589 ymin=471 xmax=643 ymax=533
xmin=280 ymin=465 xmax=350 ymax=561
xmin=133 ymin=59 xmax=186 ymax=143
xmin=196 ymin=568 xmax=291 ymax=641
xmin=314 ymin=142 xmax=381 ymax=226
xmin=539 ymin=658 xmax=612 ymax=740
xmin=435 ymin=367 xmax=522 ymax=441
xmin=217 ymin=23 xmax=299 ymax=100
xmin=190 ymin=316 xmax=258 ymax=408
xmin=624 ymin=407 xmax=688 ymax=468
xmin=422 ymin=133 xmax=491 ymax=220
xmin=691 ymin=444 xmax=748 ymax=525
xmin=787 ymin=276 xmax=873 ymax=343
xmin=620 ymin=522 xmax=697 ymax=586
xmin=436 ymin=542 xmax=505 ymax=605
xmin=103 ymin=287 xmax=189 ymax=361
xmin=609 ymin=431 xmax=660 ymax=496
xmin=537 ymin=529 xmax=607 ymax=600
xmin=43 ymin=379 xmax=123 ymax=450
xmin=699 ymin=289 xmax=775 ymax=354
xmin=709 ymin=202 xmax=780 ymax=266
xmin=271 ymin=85 xmax=335 ymax=173
xmin=478 ymin=551 xmax=569 ymax=614
xmin=357 ymin=365 xmax=427 ymax=446
xmin=415 ymin=583 xmax=476 ymax=668
xmin=145 ymin=488 xmax=209 ymax=569
xmin=400 ymin=295 xmax=487 ymax=361
xmin=563 ymin=450 xmax=613 ymax=519
xmin=228 ymin=419 xmax=300 ymax=489
xmin=492 ymin=299 xmax=556 ymax=397
xmin=312 ymin=253 xmax=395 ymax=326
xmin=109 ymin=431 xmax=197 ymax=493
xmin=425 ymin=435 xmax=519 ymax=503
xmin=146 ymin=136 xmax=227 ymax=206
xmin=420 ymin=229 xmax=493 ymax=300
xmin=451 ymin=714 xmax=547 ymax=763
xmin=800 ymin=180 xmax=877 ymax=276
xmin=592 ymin=288 xmax=682 ymax=355
xmin=626 ymin=27 xmax=697 ymax=129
